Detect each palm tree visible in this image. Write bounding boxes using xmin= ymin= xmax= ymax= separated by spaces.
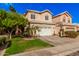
xmin=31 ymin=25 xmax=40 ymax=37
xmin=24 ymin=22 xmax=40 ymax=37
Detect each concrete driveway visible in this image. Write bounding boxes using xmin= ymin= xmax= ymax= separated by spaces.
xmin=38 ymin=36 xmax=79 ymax=46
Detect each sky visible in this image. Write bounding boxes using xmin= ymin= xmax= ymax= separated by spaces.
xmin=0 ymin=3 xmax=79 ymax=24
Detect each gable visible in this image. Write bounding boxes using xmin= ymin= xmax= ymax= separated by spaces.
xmin=24 ymin=10 xmax=53 ymax=16
xmin=63 ymin=12 xmax=72 ymax=18
xmin=53 ymin=11 xmax=72 ymax=19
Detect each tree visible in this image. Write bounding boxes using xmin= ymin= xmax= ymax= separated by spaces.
xmin=2 ymin=18 xmax=16 ymax=39
xmin=24 ymin=22 xmax=40 ymax=37
xmin=31 ymin=25 xmax=40 ymax=37
xmin=0 ymin=9 xmax=7 ymax=20
xmin=1 ymin=11 xmax=28 ymax=39
xmin=0 ymin=10 xmax=7 ymax=35
xmin=9 ymin=5 xmax=29 ymax=36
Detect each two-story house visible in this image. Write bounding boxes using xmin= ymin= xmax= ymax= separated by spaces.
xmin=24 ymin=10 xmax=77 ymax=36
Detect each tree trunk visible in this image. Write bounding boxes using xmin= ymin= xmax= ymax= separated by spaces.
xmin=8 ymin=30 xmax=13 ymax=40
xmin=9 ymin=33 xmax=12 ymax=40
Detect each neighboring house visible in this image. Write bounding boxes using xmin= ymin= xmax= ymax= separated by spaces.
xmin=76 ymin=25 xmax=79 ymax=31
xmin=24 ymin=10 xmax=77 ymax=36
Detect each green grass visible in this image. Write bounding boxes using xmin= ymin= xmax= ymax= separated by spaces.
xmin=4 ymin=37 xmax=53 ymax=55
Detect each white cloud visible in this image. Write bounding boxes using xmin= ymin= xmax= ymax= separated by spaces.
xmin=72 ymin=23 xmax=79 ymax=25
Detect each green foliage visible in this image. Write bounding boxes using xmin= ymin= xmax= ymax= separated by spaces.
xmin=24 ymin=24 xmax=40 ymax=37
xmin=0 ymin=9 xmax=28 ymax=39
xmin=0 ymin=9 xmax=28 ymax=29
xmin=2 ymin=18 xmax=16 ymax=28
xmin=4 ymin=37 xmax=53 ymax=55
xmin=1 ymin=12 xmax=28 ymax=28
xmin=65 ymin=31 xmax=78 ymax=38
xmin=0 ymin=9 xmax=7 ymax=20
xmin=0 ymin=37 xmax=6 ymax=46
xmin=0 ymin=36 xmax=8 ymax=48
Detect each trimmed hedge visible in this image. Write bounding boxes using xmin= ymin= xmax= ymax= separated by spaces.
xmin=65 ymin=31 xmax=78 ymax=38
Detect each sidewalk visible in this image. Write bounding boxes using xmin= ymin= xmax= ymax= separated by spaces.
xmin=0 ymin=49 xmax=6 ymax=56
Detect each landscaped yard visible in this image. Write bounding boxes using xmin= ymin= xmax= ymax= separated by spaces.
xmin=4 ymin=37 xmax=53 ymax=55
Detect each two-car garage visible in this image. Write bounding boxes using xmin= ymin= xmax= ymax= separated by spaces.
xmin=31 ymin=23 xmax=55 ymax=36
xmin=37 ymin=26 xmax=55 ymax=36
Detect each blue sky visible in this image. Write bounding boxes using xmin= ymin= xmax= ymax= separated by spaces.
xmin=0 ymin=3 xmax=79 ymax=24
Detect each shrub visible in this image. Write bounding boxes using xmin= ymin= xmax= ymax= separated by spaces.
xmin=0 ymin=37 xmax=7 ymax=49
xmin=76 ymin=31 xmax=79 ymax=35
xmin=6 ymin=40 xmax=12 ymax=48
xmin=59 ymin=29 xmax=64 ymax=37
xmin=65 ymin=31 xmax=78 ymax=38
xmin=12 ymin=35 xmax=23 ymax=38
xmin=0 ymin=36 xmax=11 ymax=49
xmin=23 ymin=32 xmax=32 ymax=37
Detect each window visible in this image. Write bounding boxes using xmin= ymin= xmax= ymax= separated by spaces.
xmin=63 ymin=16 xmax=66 ymax=22
xmin=63 ymin=18 xmax=65 ymax=22
xmin=68 ymin=20 xmax=70 ymax=23
xmin=31 ymin=14 xmax=35 ymax=19
xmin=45 ymin=15 xmax=49 ymax=20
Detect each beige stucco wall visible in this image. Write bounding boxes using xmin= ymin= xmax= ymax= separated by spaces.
xmin=63 ymin=26 xmax=77 ymax=32
xmin=52 ymin=16 xmax=62 ymax=24
xmin=25 ymin=12 xmax=53 ymax=24
xmin=61 ymin=14 xmax=72 ymax=25
xmin=54 ymin=27 xmax=60 ymax=35
xmin=76 ymin=25 xmax=79 ymax=31
xmin=52 ymin=14 xmax=72 ymax=25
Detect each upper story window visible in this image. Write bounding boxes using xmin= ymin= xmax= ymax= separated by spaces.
xmin=68 ymin=20 xmax=70 ymax=23
xmin=63 ymin=16 xmax=66 ymax=22
xmin=45 ymin=15 xmax=49 ymax=20
xmin=31 ymin=14 xmax=35 ymax=19
xmin=63 ymin=18 xmax=66 ymax=22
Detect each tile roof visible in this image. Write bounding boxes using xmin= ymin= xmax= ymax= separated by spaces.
xmin=24 ymin=9 xmax=53 ymax=16
xmin=52 ymin=11 xmax=72 ymax=19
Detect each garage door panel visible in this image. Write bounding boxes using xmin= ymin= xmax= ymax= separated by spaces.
xmin=37 ymin=27 xmax=53 ymax=36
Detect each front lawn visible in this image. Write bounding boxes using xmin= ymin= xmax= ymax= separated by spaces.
xmin=4 ymin=37 xmax=53 ymax=55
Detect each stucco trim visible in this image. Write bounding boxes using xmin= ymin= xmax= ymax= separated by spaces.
xmin=30 ymin=21 xmax=55 ymax=25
